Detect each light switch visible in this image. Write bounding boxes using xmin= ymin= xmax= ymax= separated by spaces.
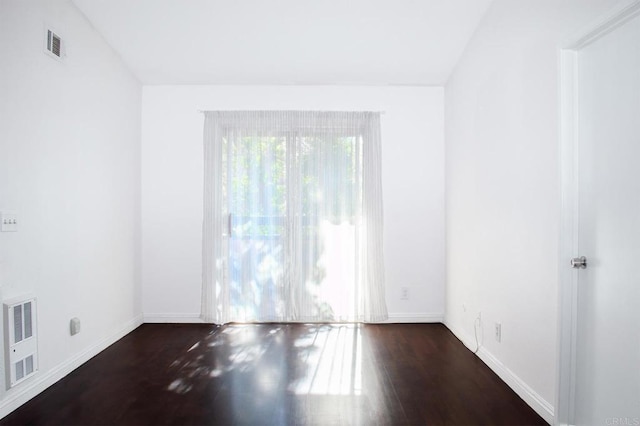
xmin=1 ymin=211 xmax=18 ymax=232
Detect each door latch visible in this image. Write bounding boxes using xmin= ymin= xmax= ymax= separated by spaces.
xmin=571 ymin=256 xmax=587 ymax=269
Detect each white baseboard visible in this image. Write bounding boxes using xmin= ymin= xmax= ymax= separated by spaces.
xmin=385 ymin=313 xmax=444 ymax=323
xmin=143 ymin=313 xmax=442 ymax=324
xmin=445 ymin=322 xmax=554 ymax=425
xmin=446 ymin=322 xmax=482 ymax=354
xmin=143 ymin=313 xmax=204 ymax=323
xmin=0 ymin=314 xmax=143 ymax=419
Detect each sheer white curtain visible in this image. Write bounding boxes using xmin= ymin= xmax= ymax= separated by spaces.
xmin=202 ymin=111 xmax=387 ymax=324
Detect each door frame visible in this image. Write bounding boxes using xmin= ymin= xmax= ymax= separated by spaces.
xmin=556 ymin=1 xmax=640 ymax=424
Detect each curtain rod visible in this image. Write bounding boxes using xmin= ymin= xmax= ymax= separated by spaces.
xmin=197 ymin=110 xmax=386 ymax=114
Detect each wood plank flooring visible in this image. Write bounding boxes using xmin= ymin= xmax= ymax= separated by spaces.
xmin=0 ymin=323 xmax=547 ymax=425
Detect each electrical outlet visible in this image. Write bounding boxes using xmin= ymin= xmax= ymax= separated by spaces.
xmin=495 ymin=322 xmax=502 ymax=342
xmin=70 ymin=317 xmax=81 ymax=336
xmin=401 ymin=287 xmax=409 ymax=300
xmin=477 ymin=311 xmax=482 ymax=321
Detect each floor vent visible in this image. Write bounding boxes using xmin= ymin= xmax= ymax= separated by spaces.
xmin=4 ymin=297 xmax=38 ymax=388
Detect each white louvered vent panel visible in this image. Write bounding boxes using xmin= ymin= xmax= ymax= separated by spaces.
xmin=4 ymin=298 xmax=38 ymax=388
xmin=46 ymin=30 xmax=61 ymax=57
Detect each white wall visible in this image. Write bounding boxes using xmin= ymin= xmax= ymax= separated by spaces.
xmin=444 ymin=0 xmax=622 ymax=422
xmin=141 ymin=86 xmax=444 ymax=322
xmin=0 ymin=0 xmax=142 ymax=416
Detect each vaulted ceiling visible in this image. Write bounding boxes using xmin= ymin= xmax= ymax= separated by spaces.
xmin=73 ymin=0 xmax=493 ymax=85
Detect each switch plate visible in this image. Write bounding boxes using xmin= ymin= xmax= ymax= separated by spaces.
xmin=70 ymin=317 xmax=81 ymax=336
xmin=1 ymin=211 xmax=17 ymax=232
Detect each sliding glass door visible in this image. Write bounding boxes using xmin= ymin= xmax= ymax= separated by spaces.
xmin=226 ymin=131 xmax=361 ymax=322
xmin=202 ymin=111 xmax=387 ymax=324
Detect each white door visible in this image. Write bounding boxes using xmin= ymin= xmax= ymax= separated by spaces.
xmin=573 ymin=11 xmax=640 ymax=425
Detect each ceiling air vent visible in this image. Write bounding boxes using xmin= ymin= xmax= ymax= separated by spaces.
xmin=46 ymin=29 xmax=61 ymax=58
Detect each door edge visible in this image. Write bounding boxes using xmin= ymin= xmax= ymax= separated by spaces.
xmin=556 ymin=2 xmax=640 ymax=425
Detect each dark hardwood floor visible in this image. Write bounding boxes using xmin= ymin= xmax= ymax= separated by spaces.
xmin=0 ymin=323 xmax=547 ymax=426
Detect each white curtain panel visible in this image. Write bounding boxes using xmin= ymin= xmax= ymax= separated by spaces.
xmin=202 ymin=111 xmax=387 ymax=323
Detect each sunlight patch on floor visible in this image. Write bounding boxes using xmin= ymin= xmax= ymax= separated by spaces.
xmin=289 ymin=325 xmax=363 ymax=396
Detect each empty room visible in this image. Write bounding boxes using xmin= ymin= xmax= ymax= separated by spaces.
xmin=0 ymin=0 xmax=638 ymax=425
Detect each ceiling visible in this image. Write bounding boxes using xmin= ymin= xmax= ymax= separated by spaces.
xmin=72 ymin=0 xmax=493 ymax=86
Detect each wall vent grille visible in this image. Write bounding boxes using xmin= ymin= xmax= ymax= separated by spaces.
xmin=4 ymin=298 xmax=38 ymax=388
xmin=46 ymin=29 xmax=62 ymax=58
